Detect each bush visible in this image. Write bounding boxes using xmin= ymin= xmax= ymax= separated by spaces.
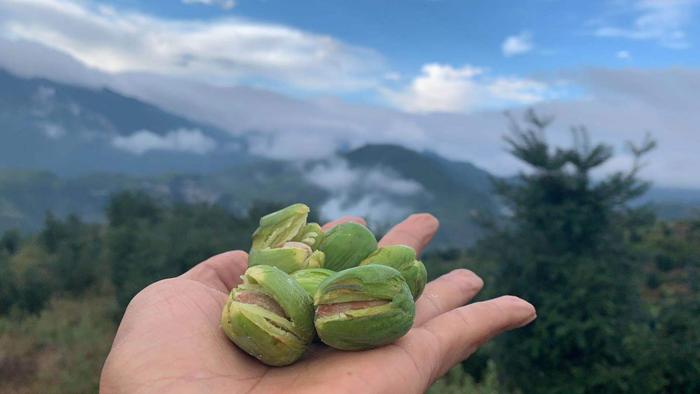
xmin=646 ymin=272 xmax=661 ymax=289
xmin=428 ymin=360 xmax=502 ymax=394
xmin=0 ymin=295 xmax=118 ymax=393
xmin=105 ymin=192 xmax=261 ymax=312
xmin=655 ymin=253 xmax=677 ymax=272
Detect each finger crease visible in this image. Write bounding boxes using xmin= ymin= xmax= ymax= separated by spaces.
xmin=391 ymin=342 xmax=425 ymax=387
xmin=243 ymin=369 xmax=270 ymax=394
xmin=421 ymin=294 xmax=442 ymax=319
xmin=411 ymin=327 xmax=443 ymax=386
xmin=454 ymin=310 xmax=479 ymax=354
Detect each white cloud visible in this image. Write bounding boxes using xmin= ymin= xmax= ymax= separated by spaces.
xmin=382 ymin=64 xmax=484 ymax=113
xmin=0 ymin=0 xmax=384 ymax=91
xmin=303 ymin=158 xmax=424 ymax=224
xmin=617 ymin=50 xmax=631 ymax=59
xmin=502 ymin=31 xmax=534 ymax=57
xmin=0 ymin=38 xmax=107 ymax=88
xmin=112 ymin=128 xmax=216 ymax=155
xmin=319 ymin=196 xmax=412 ymax=229
xmin=39 ymin=122 xmax=65 ymax=139
xmin=487 ymin=78 xmax=550 ymax=104
xmin=381 ymin=63 xmax=554 ymax=113
xmin=384 ymin=72 xmax=402 ymax=81
xmin=593 ymin=0 xmax=698 ymax=48
xmin=182 ymin=0 xmax=236 ymax=10
xmin=305 ymin=159 xmax=423 ymax=196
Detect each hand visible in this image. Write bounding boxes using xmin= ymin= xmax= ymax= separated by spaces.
xmin=100 ymin=214 xmax=536 ymax=393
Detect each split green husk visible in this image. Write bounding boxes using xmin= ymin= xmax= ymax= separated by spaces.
xmin=318 ymin=222 xmax=377 ymax=271
xmin=251 ymin=203 xmax=310 ymax=250
xmin=314 ymin=265 xmax=415 ymax=350
xmin=249 ymin=242 xmax=325 ymax=273
xmin=220 ymin=265 xmax=314 ymax=366
xmin=291 ymin=268 xmax=335 ymax=297
xmin=222 ymin=203 xmax=421 ymax=366
xmin=360 ymin=245 xmax=427 ymax=299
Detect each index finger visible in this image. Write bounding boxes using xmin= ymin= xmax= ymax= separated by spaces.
xmin=379 ymin=213 xmax=439 ymax=256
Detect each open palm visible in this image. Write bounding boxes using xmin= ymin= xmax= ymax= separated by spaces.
xmin=100 ymin=214 xmax=536 ymax=393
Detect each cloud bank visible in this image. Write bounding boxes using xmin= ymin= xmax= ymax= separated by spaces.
xmin=182 ymin=0 xmax=236 ymax=10
xmin=0 ymin=0 xmax=384 ymax=91
xmin=381 ymin=63 xmax=555 ymax=113
xmin=112 ymin=129 xmax=216 ymax=155
xmin=303 ymin=158 xmax=425 ymax=224
xmin=593 ymin=0 xmax=698 ymax=49
xmin=2 ymin=36 xmax=699 ymax=187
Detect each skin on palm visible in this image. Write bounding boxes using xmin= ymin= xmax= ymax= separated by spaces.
xmin=100 ymin=214 xmax=537 ymax=394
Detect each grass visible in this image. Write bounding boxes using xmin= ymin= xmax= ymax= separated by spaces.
xmin=0 ymin=294 xmax=118 ymax=394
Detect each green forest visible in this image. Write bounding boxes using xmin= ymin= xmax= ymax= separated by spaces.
xmin=0 ymin=115 xmax=698 ymax=393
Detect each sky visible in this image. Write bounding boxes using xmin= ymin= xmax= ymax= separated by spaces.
xmin=0 ymin=0 xmax=699 ymax=187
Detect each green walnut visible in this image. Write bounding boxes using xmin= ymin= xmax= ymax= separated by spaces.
xmin=251 ymin=203 xmax=309 ymax=250
xmin=314 ymin=265 xmax=415 ymax=351
xmin=220 ymin=265 xmax=314 ymax=366
xmin=291 ymin=268 xmax=335 ymax=297
xmin=360 ymin=245 xmax=427 ymax=299
xmin=293 ymin=222 xmax=324 ymax=250
xmin=249 ymin=241 xmax=325 ymax=273
xmin=318 ymin=222 xmax=377 ymax=271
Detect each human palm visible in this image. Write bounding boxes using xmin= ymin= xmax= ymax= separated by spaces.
xmin=101 ymin=214 xmax=536 ymax=393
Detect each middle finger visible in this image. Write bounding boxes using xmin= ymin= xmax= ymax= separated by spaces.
xmin=414 ymin=269 xmax=484 ymax=326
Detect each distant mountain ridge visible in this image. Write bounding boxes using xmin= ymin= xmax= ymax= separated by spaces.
xmin=0 ymin=69 xmax=251 ymax=176
xmin=0 ymin=69 xmax=209 ymax=136
xmin=0 ymin=143 xmax=500 ymax=248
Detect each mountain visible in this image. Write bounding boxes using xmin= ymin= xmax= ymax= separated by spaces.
xmin=1 ymin=69 xmax=699 ymax=248
xmin=0 ymin=69 xmax=251 ymax=176
xmin=0 ymin=68 xmax=501 ymax=246
xmin=0 ymin=144 xmax=499 ymax=248
xmin=345 ymin=145 xmax=492 ymax=198
xmin=341 ymin=144 xmax=498 ymax=246
xmin=639 ymin=187 xmax=700 ymax=220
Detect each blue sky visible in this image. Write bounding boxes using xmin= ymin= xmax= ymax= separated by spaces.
xmin=96 ymin=0 xmax=700 ymax=77
xmin=0 ymin=0 xmax=699 ymax=186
